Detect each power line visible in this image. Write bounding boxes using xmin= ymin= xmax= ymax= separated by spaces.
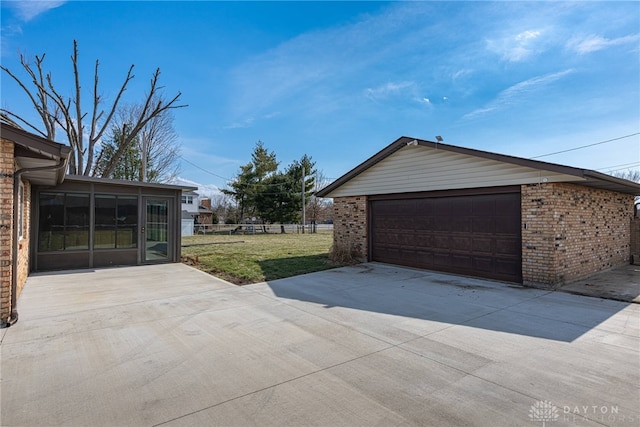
xmin=178 ymin=155 xmax=231 ymax=181
xmin=604 ymin=163 xmax=640 ymax=173
xmin=597 ymin=161 xmax=640 ymax=171
xmin=178 ymin=154 xmax=314 ymax=191
xmin=531 ymin=132 xmax=640 ymax=159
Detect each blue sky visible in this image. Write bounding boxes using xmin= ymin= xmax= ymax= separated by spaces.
xmin=1 ymin=1 xmax=639 ymax=196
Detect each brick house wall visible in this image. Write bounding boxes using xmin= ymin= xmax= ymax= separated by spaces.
xmin=522 ymin=182 xmax=633 ymax=287
xmin=0 ymin=138 xmax=15 ymax=321
xmin=333 ymin=196 xmax=368 ymax=260
xmin=0 ymin=137 xmax=32 ymax=322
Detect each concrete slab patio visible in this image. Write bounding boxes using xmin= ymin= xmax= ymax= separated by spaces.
xmin=1 ymin=263 xmax=638 ymax=426
xmin=559 ymin=264 xmax=640 ymax=303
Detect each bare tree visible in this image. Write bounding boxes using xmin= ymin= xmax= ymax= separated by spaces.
xmin=94 ymin=101 xmax=180 ymax=182
xmin=139 ymin=108 xmax=180 ymax=182
xmin=613 ymin=169 xmax=640 ymax=204
xmin=1 ymin=40 xmax=186 ymax=176
xmin=209 ymin=193 xmax=238 ymax=224
xmin=613 ymin=169 xmax=640 ymax=183
xmin=308 ymin=170 xmax=334 ymax=226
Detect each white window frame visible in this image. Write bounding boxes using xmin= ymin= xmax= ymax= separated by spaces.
xmin=18 ymin=180 xmax=24 ymax=240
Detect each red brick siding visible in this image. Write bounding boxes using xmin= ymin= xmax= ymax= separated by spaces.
xmin=0 ymin=138 xmax=14 ymax=321
xmin=522 ymin=182 xmax=632 ymax=287
xmin=333 ymin=196 xmax=368 ymax=260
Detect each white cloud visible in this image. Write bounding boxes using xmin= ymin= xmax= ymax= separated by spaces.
xmin=487 ymin=28 xmax=545 ymax=62
xmin=170 ymin=177 xmax=223 ymax=198
xmin=225 ymin=2 xmax=434 ymax=119
xmin=567 ymin=34 xmax=640 ymax=54
xmin=451 ymin=69 xmax=473 ymax=81
xmin=516 ymin=30 xmax=541 ymax=41
xmin=223 ymin=117 xmax=255 ymax=130
xmin=464 ymin=69 xmax=574 ymax=120
xmin=7 ymin=1 xmax=66 ymax=21
xmin=365 ymin=81 xmax=415 ymax=101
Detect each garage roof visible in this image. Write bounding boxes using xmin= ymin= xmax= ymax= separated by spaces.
xmin=317 ymin=136 xmax=640 ymax=198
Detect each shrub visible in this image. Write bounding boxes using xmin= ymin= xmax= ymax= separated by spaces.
xmin=329 ymin=240 xmax=360 ymax=264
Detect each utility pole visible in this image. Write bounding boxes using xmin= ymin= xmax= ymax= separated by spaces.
xmin=302 ymin=165 xmax=306 ymax=234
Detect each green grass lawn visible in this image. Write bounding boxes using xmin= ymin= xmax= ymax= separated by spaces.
xmin=181 ymin=231 xmax=337 ymax=285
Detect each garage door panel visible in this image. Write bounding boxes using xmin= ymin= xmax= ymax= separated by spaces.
xmin=433 ymin=234 xmax=451 ymax=249
xmin=472 ymin=237 xmax=493 ymax=253
xmin=473 ymin=217 xmax=494 ymax=233
xmin=374 ymin=245 xmax=402 ymax=263
xmin=495 ymin=237 xmax=521 ymax=255
xmin=414 ymin=216 xmax=434 ymax=229
xmin=472 ymin=256 xmax=494 ymax=273
xmin=451 ymin=254 xmax=473 ymax=270
xmin=472 ymin=198 xmax=495 ymax=216
xmin=495 ymin=258 xmax=520 ymax=273
xmin=414 ymin=232 xmax=434 ymax=248
xmin=377 ymin=216 xmax=406 ymax=230
xmin=375 ymin=200 xmax=413 ymax=215
xmin=432 ymin=198 xmax=453 ymax=216
xmin=451 ymin=235 xmax=472 ymax=251
xmin=497 ymin=215 xmax=521 ymax=234
xmin=371 ymin=192 xmax=522 ymax=283
xmin=495 ymin=196 xmax=520 ymax=212
xmin=433 ymin=252 xmax=451 ymax=267
xmin=415 ymin=250 xmax=434 ymax=266
xmin=452 ymin=216 xmax=472 ymax=232
xmin=415 ymin=199 xmax=433 ymax=214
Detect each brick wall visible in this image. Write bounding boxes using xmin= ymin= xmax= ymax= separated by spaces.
xmin=333 ymin=196 xmax=368 ymax=260
xmin=0 ymin=138 xmax=14 ymax=322
xmin=522 ymin=182 xmax=633 ymax=287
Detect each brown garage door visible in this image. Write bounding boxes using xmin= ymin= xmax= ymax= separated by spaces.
xmin=370 ymin=191 xmax=522 ymax=283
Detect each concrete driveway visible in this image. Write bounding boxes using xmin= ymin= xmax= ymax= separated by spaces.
xmin=1 ymin=263 xmax=638 ymax=427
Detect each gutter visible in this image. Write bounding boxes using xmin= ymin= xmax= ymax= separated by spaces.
xmin=583 ymin=170 xmax=640 ymax=194
xmin=0 ymin=159 xmax=68 ymax=328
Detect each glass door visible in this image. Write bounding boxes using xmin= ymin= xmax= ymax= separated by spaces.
xmin=143 ymin=198 xmax=171 ymax=262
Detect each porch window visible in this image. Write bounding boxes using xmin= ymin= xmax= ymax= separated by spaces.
xmin=38 ymin=192 xmax=90 ymax=251
xmin=94 ymin=195 xmax=138 ymax=249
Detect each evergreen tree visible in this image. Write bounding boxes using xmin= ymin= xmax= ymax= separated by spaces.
xmin=223 ymin=141 xmax=278 ymax=223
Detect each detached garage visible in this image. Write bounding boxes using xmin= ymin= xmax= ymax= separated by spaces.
xmin=317 ymin=137 xmax=640 ymax=287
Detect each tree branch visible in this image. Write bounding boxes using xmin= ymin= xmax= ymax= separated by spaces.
xmin=99 ymin=68 xmax=186 ymax=178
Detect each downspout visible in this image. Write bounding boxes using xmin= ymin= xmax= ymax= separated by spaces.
xmin=0 ymin=159 xmax=67 ymax=328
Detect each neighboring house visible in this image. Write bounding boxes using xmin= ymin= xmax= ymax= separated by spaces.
xmin=181 ymin=191 xmax=213 ymax=223
xmin=181 ymin=191 xmax=199 ymax=215
xmin=181 ymin=210 xmax=195 ymax=237
xmin=198 ymin=198 xmax=214 ymax=225
xmin=181 ymin=193 xmax=214 ymax=235
xmin=317 ymin=136 xmax=640 ymax=288
xmin=1 ymin=124 xmax=195 ymax=327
